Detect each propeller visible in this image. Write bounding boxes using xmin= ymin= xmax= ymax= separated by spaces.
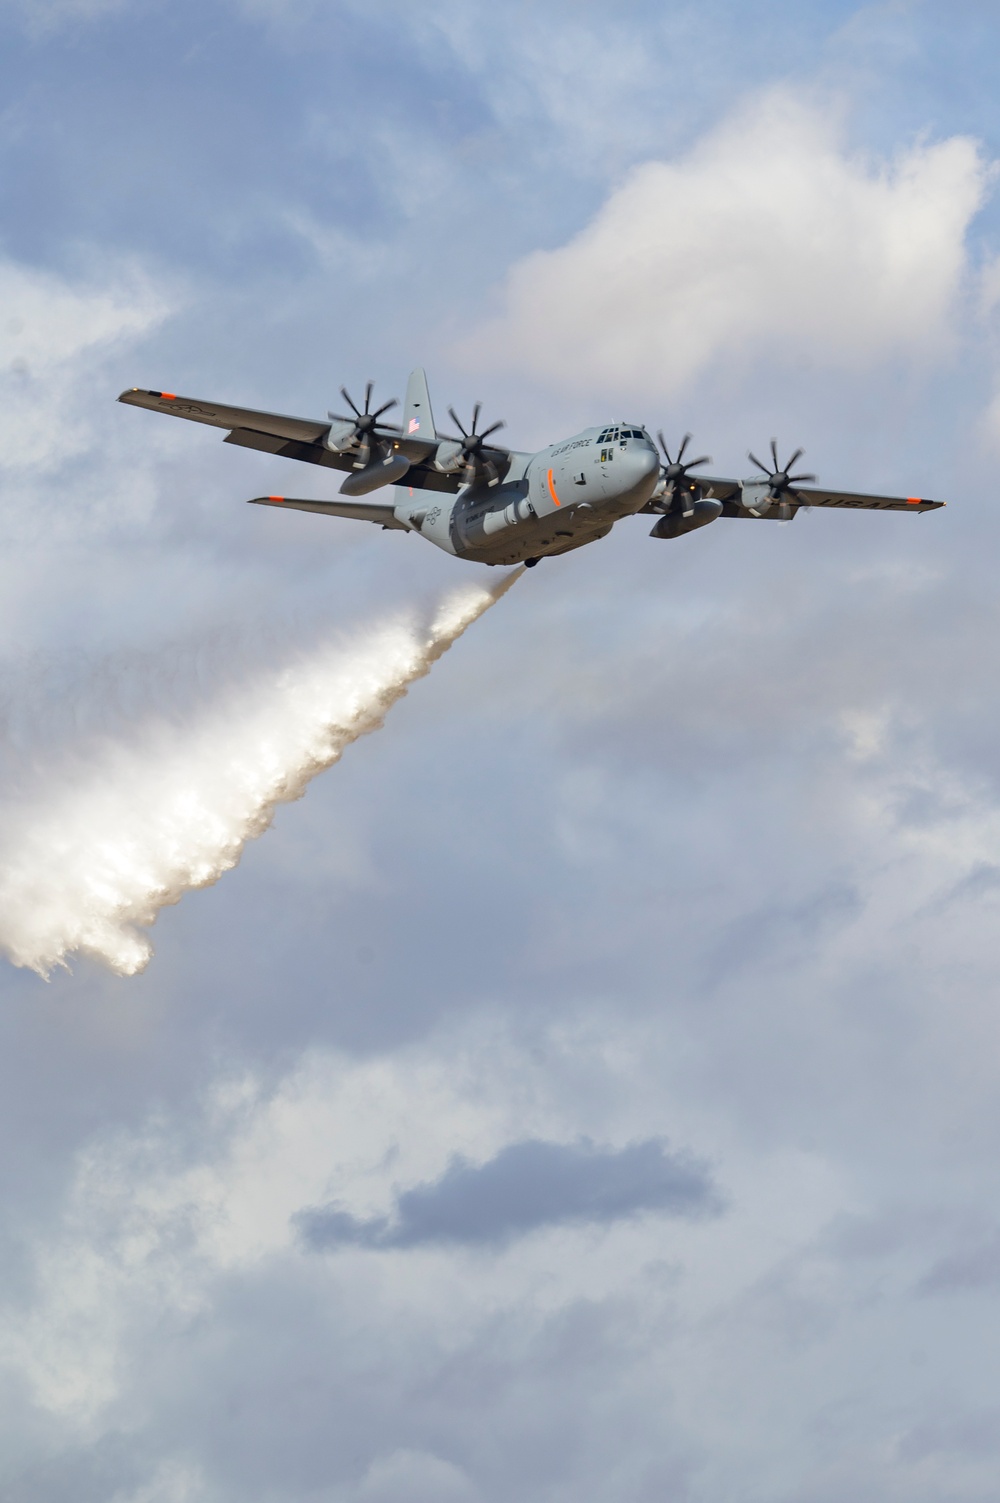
xmin=446 ymin=403 xmax=507 ymax=487
xmin=747 ymin=439 xmax=816 ymax=516
xmin=656 ymin=432 xmax=712 ymax=517
xmin=328 ymin=381 xmax=399 ymax=470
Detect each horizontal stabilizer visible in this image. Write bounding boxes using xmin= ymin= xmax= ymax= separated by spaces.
xmin=248 ymin=496 xmax=407 ymax=529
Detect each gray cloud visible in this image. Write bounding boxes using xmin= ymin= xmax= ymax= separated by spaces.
xmin=298 ymin=1137 xmax=721 ymax=1251
xmin=919 ymin=1234 xmax=1000 ymax=1295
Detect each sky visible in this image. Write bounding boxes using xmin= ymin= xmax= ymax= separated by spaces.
xmin=5 ymin=0 xmax=1000 ymax=1499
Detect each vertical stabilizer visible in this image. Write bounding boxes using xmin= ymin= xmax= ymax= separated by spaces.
xmin=402 ymin=368 xmax=436 ymax=441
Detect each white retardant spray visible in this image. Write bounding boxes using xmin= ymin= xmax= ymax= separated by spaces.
xmin=0 ymin=570 xmax=522 ymax=977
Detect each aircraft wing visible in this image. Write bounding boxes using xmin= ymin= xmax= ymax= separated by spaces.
xmin=118 ymin=387 xmax=334 ymax=444
xmin=764 ymin=484 xmax=943 ymax=513
xmin=117 ymin=386 xmax=465 ymax=494
xmin=647 ymin=475 xmax=945 ymax=516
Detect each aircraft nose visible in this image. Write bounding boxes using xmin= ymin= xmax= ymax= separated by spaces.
xmin=631 ymin=443 xmax=661 ymax=491
xmin=638 ymin=445 xmax=660 ymax=480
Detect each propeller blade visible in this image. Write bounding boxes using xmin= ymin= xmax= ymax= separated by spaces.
xmin=372 ymin=398 xmax=399 ymax=420
xmin=340 ymin=387 xmax=362 ymax=418
xmin=785 ymin=447 xmax=804 ymax=471
xmin=687 ymin=455 xmax=712 ymax=470
xmin=363 ymin=380 xmax=374 ymax=414
xmin=353 ymin=434 xmax=371 ymax=470
xmin=788 ymin=472 xmax=816 ymax=484
xmin=479 ymin=419 xmax=506 ymax=442
xmin=470 ymin=402 xmax=482 ymax=434
xmin=770 ymin=438 xmax=780 ymax=472
xmin=748 ymin=452 xmax=770 ymax=475
xmin=657 ymin=430 xmax=671 ymax=463
xmin=462 ymin=458 xmax=477 ymax=488
xmin=448 ymin=406 xmax=469 ymax=439
xmin=483 ymin=459 xmax=498 ymax=486
xmin=677 ymin=432 xmax=691 ymax=463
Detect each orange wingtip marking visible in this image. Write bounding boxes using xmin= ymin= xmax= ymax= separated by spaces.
xmin=268 ymin=495 xmax=284 ymax=502
xmin=160 ymin=392 xmax=177 ymax=400
xmin=546 ymin=468 xmax=561 ymax=507
xmin=906 ymin=496 xmax=921 ymax=504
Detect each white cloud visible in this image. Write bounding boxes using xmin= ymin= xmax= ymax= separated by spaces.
xmin=466 ymin=91 xmax=991 ymax=400
xmin=0 ymin=257 xmax=171 ymax=472
xmin=0 ymin=1017 xmax=780 ymax=1433
xmin=0 ymin=1034 xmax=554 ymax=1425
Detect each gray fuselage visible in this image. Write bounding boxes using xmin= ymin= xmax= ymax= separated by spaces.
xmin=393 ymin=423 xmax=662 ymax=565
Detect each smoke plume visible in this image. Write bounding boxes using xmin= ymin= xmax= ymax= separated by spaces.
xmin=0 ymin=571 xmax=522 ymax=978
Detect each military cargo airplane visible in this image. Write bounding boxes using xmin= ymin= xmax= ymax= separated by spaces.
xmin=119 ymin=368 xmax=944 ymax=568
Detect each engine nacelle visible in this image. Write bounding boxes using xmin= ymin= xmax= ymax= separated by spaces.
xmin=649 ymin=498 xmax=722 ymax=539
xmin=739 ymin=479 xmax=774 ymax=516
xmin=326 ymin=418 xmax=359 ymax=454
xmin=434 ymin=439 xmax=464 ymax=474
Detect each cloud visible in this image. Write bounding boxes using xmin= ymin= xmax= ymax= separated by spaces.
xmin=297 ymin=1135 xmax=721 ymax=1251
xmin=0 ymin=1033 xmax=726 ymax=1441
xmin=920 ymin=1232 xmax=1000 ymax=1295
xmin=356 ymin=1449 xmax=480 ymax=1503
xmin=466 ymin=90 xmax=991 ymax=399
xmin=108 ymin=1459 xmax=209 ymax=1503
xmin=0 ymin=257 xmax=170 ymax=472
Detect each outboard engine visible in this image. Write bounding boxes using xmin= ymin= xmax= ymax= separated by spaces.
xmin=741 ymin=441 xmax=815 ymax=518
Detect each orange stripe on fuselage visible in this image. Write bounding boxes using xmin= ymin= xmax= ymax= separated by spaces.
xmin=546 ymin=468 xmax=561 ymax=507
